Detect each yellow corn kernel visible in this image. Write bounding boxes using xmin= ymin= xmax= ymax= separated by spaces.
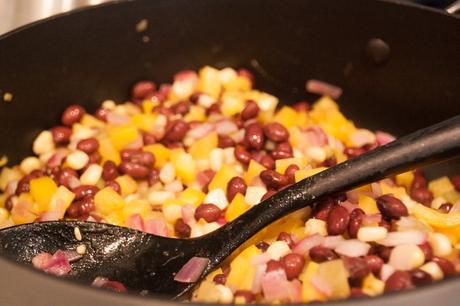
xmin=189 ymin=132 xmax=218 ymax=160
xmin=396 ymin=171 xmax=415 ymax=189
xmin=29 ymin=176 xmax=58 ymax=212
xmin=107 ymin=123 xmax=140 ymax=151
xmin=170 ymin=149 xmax=196 ymax=185
xmin=11 ymin=193 xmax=36 ymax=225
xmin=115 ymin=175 xmax=138 ymax=196
xmin=208 ymin=164 xmax=239 ymax=191
xmin=98 ymin=137 xmax=121 ymax=164
xmin=179 ymin=188 xmax=206 ymax=206
xmin=0 ymin=167 xmax=23 ymax=190
xmin=131 ymin=113 xmax=157 ymax=132
xmin=144 ymin=143 xmax=171 ymax=168
xmin=295 ymin=167 xmax=327 ymax=183
xmin=275 ymin=157 xmax=309 ymax=174
xmin=243 ymin=160 xmax=266 ymax=185
xmin=48 ymin=186 xmax=75 ymax=217
xmin=184 ymin=105 xmax=206 ymax=122
xmin=122 ymin=199 xmax=151 ymax=219
xmin=300 ymin=262 xmax=326 ymax=302
xmin=223 ymin=76 xmax=251 ymax=92
xmin=362 ymin=273 xmax=384 ymax=296
xmin=81 ymin=114 xmax=105 ymax=129
xmin=197 ymin=66 xmax=222 ymax=99
xmin=273 ymin=106 xmax=299 ymax=129
xmin=94 ymin=187 xmax=125 ymax=216
xmin=225 ymin=193 xmax=251 ymax=222
xmin=358 ymin=195 xmax=380 ymax=215
xmin=221 ymin=91 xmax=245 ymax=117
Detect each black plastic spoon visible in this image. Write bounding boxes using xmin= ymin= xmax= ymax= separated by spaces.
xmin=1 ymin=115 xmax=460 ymax=299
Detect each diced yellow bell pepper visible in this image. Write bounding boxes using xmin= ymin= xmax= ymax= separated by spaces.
xmin=358 ymin=195 xmax=380 ymax=215
xmin=197 ymin=66 xmax=222 ymax=99
xmin=142 ymin=100 xmax=158 ymax=114
xmin=226 ymin=246 xmax=260 ymax=290
xmin=243 ymin=160 xmax=266 ymax=185
xmin=11 ymin=193 xmax=36 ymax=224
xmin=107 ymin=123 xmax=140 ymax=151
xmin=221 ymin=91 xmax=245 ymax=117
xmin=208 ymin=164 xmax=239 ymax=191
xmin=295 ymin=167 xmax=327 ymax=183
xmin=317 ymin=259 xmax=350 ymax=299
xmin=412 ymin=203 xmax=460 ymax=228
xmin=29 ymin=176 xmax=58 ymax=212
xmin=362 ymin=273 xmax=384 ymax=296
xmin=144 ymin=143 xmax=171 ymax=168
xmin=122 ymin=199 xmax=151 ymax=219
xmin=179 ymin=188 xmax=206 ymax=206
xmin=81 ymin=114 xmax=105 ymax=128
xmin=98 ymin=137 xmax=121 ymax=164
xmin=273 ymin=106 xmax=299 ymax=129
xmin=223 ymin=76 xmax=251 ymax=92
xmin=131 ymin=113 xmax=157 ymax=132
xmin=184 ymin=105 xmax=206 ymax=122
xmin=48 ymin=186 xmax=75 ymax=217
xmin=189 ymin=132 xmax=218 ymax=160
xmin=225 ymin=193 xmax=251 ymax=221
xmin=94 ymin=187 xmax=125 ymax=216
xmin=428 ymin=176 xmax=460 ymax=203
xmin=300 ymin=262 xmax=327 ymax=302
xmin=115 ymin=175 xmax=138 ymax=196
xmin=275 ymin=157 xmax=309 ymax=174
xmin=396 ymin=171 xmax=414 ymax=189
xmin=380 ymin=182 xmax=406 ymax=197
xmin=104 ymin=210 xmax=125 ymax=226
xmin=170 ymin=149 xmax=196 ymax=185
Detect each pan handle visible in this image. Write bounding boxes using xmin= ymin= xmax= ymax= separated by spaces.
xmin=446 ymin=0 xmax=460 ymax=13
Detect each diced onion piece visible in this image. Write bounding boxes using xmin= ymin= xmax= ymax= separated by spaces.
xmin=388 ymin=244 xmax=425 ymax=271
xmin=334 ymin=239 xmax=370 ymax=257
xmin=174 ymin=257 xmax=210 ymax=283
xmin=293 ymin=234 xmax=324 ymax=255
xmin=305 ymin=79 xmax=343 ymax=99
xmin=377 ymin=230 xmax=426 ymax=247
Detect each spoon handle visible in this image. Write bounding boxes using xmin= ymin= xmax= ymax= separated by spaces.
xmin=212 ymin=115 xmax=460 ymax=259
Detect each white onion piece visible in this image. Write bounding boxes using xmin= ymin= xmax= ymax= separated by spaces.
xmin=309 ymin=275 xmax=332 ymax=297
xmin=261 ymin=269 xmax=291 ymax=302
xmin=214 ymin=120 xmax=238 ymax=135
xmin=334 ymin=239 xmax=370 ymax=257
xmin=321 ymin=235 xmax=345 ymax=249
xmin=181 ymin=204 xmax=196 ymax=225
xmin=288 ymin=279 xmax=302 ymax=303
xmin=174 ymin=257 xmax=210 ymax=283
xmin=251 ymin=263 xmax=267 ymax=294
xmin=376 ymin=131 xmax=396 ymax=146
xmin=187 ymin=123 xmax=214 ymax=139
xmin=306 ymin=79 xmax=343 ymax=99
xmin=62 ymin=250 xmax=83 ymax=263
xmin=377 ymin=230 xmax=427 ymax=246
xmin=380 ymin=264 xmax=395 ymax=282
xmin=340 ymin=201 xmax=358 ymax=213
xmin=293 ymin=234 xmax=324 ymax=255
xmin=106 ymin=111 xmax=129 ymax=125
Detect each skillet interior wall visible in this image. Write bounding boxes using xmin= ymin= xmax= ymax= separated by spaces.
xmin=0 ymin=0 xmax=459 ymax=173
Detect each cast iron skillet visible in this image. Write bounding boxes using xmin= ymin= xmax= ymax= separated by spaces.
xmin=0 ymin=0 xmax=459 ymax=305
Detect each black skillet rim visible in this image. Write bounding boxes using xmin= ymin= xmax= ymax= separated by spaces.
xmin=0 ymin=0 xmax=459 ymax=305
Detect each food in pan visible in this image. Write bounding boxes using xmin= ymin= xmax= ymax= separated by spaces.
xmin=0 ymin=66 xmax=459 ymax=303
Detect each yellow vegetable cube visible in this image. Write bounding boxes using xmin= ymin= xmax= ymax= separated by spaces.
xmin=179 ymin=188 xmax=206 ymax=206
xmin=295 ymin=167 xmax=327 ymax=183
xmin=11 ymin=193 xmax=36 ymax=225
xmin=358 ymin=195 xmax=380 ymax=215
xmin=243 ymin=160 xmax=266 ymax=185
xmin=122 ymin=199 xmax=151 ymax=218
xmin=273 ymin=106 xmax=299 ymax=129
xmin=300 ymin=262 xmax=327 ymax=302
xmin=29 ymin=176 xmax=58 ymax=212
xmin=189 ymin=132 xmax=218 ymax=160
xmin=317 ymin=259 xmax=350 ymax=299
xmin=107 ymin=123 xmax=140 ymax=151
xmin=208 ymin=164 xmax=239 ymax=191
xmin=104 ymin=210 xmax=124 ymax=226
xmin=275 ymin=157 xmax=309 ymax=174
xmin=131 ymin=113 xmax=157 ymax=132
xmin=94 ymin=187 xmax=125 ymax=216
xmin=142 ymin=100 xmax=158 ymax=114
xmin=221 ymin=91 xmax=245 ymax=117
xmin=48 ymin=186 xmax=75 ymax=218
xmin=184 ymin=105 xmax=206 ymax=122
xmin=115 ymin=175 xmax=138 ymax=196
xmin=81 ymin=114 xmax=105 ymax=128
xmin=226 ymin=247 xmax=259 ymax=290
xmin=98 ymin=137 xmax=121 ymax=164
xmin=225 ymin=193 xmax=251 ymax=221
xmin=0 ymin=167 xmax=23 ymax=191
xmin=197 ymin=66 xmax=222 ymax=99
xmin=144 ymin=143 xmax=171 ymax=167
xmin=380 ymin=181 xmax=406 ymax=197
xmin=223 ymin=76 xmax=251 ymax=92
xmin=428 ymin=176 xmax=460 ymax=203
xmin=170 ymin=149 xmax=196 ymax=185
xmin=396 ymin=171 xmax=415 ymax=189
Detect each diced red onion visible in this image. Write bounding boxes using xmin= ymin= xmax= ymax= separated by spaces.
xmin=293 ymin=234 xmax=324 ymax=255
xmin=340 ymin=201 xmax=358 ymax=213
xmin=38 ymin=211 xmax=62 ymax=222
xmin=306 ymin=79 xmax=343 ymax=100
xmin=251 ymin=263 xmax=267 ymax=294
xmin=5 ymin=180 xmax=18 ymax=196
xmin=32 ymin=250 xmax=72 ymax=276
xmin=144 ymin=218 xmax=168 ymax=237
xmin=309 ymin=275 xmax=332 ymax=297
xmin=288 ymin=279 xmax=302 ymax=303
xmin=380 ymin=264 xmax=395 ymax=282
xmin=377 ymin=230 xmax=426 ymax=247
xmin=181 ymin=204 xmax=196 ymax=225
xmin=214 ymin=120 xmax=238 ymax=135
xmin=125 ymin=214 xmax=144 ymax=232
xmin=362 ymin=213 xmax=382 ymax=226
xmin=32 ymin=252 xmax=53 ymax=270
xmin=261 ymin=269 xmax=291 ymax=302
xmin=304 ymin=126 xmax=329 ymax=147
xmin=174 ymin=257 xmax=210 ymax=283
xmin=187 ymin=123 xmax=214 ymax=139
xmin=46 ymin=150 xmax=67 ymax=168
xmin=106 ymin=111 xmax=130 ymax=125
xmin=124 ymin=137 xmax=143 ymax=150
xmin=321 ymin=235 xmax=345 ymax=249
xmin=376 ymin=131 xmax=396 ymax=146
xmin=174 ymin=70 xmax=198 ymax=83
xmin=92 ymin=276 xmax=127 ymax=293
xmin=349 ymin=129 xmax=376 ymax=148
xmin=62 ymin=250 xmax=83 ymax=263
xmin=334 ymin=239 xmax=370 ymax=257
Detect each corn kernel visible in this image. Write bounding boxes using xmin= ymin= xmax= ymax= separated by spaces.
xmin=33 ymin=131 xmax=54 ymax=155
xmin=66 ymin=150 xmax=89 ymax=170
xmin=362 ymin=274 xmax=384 ymax=296
xmin=266 ymin=240 xmax=291 ymax=260
xmin=19 ymin=157 xmax=41 ymax=174
xmin=148 ymin=191 xmax=175 ymax=205
xmin=429 ymin=233 xmax=453 ymax=257
xmin=204 ymin=188 xmax=228 ymax=210
xmin=80 ymin=164 xmax=102 ymax=185
xmin=163 ymin=204 xmax=183 ymax=223
xmin=420 ymin=262 xmax=444 ymax=280
xmin=115 ymin=175 xmax=138 ymax=196
xmin=179 ymin=188 xmax=206 ymax=206
xmin=209 ymin=148 xmax=224 ymax=172
xmin=357 ymin=226 xmax=388 ymax=242
xmin=305 ymin=218 xmax=328 ymax=236
xmin=388 ymin=244 xmax=425 ymax=270
xmin=244 ymin=186 xmax=267 ymax=206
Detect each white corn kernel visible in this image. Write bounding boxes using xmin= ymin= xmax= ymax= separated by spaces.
xmin=210 ymin=148 xmax=224 ymax=172
xmin=74 ymin=227 xmax=82 ymax=241
xmin=420 ymin=262 xmax=444 ymax=280
xmin=33 ymin=131 xmax=55 ymax=155
xmin=266 ymin=241 xmax=291 ymax=260
xmin=305 ymin=146 xmax=326 ymax=163
xmin=202 ymin=222 xmax=220 ymax=234
xmin=429 ymin=233 xmax=453 ymax=257
xmin=196 ymin=159 xmax=211 ymax=171
xmin=218 ymin=68 xmax=237 ymax=84
xmin=204 ymin=188 xmax=228 ymax=210
xmin=163 ymin=204 xmax=182 ymax=223
xmin=216 ymin=285 xmax=234 ymax=303
xmin=101 ymin=100 xmax=116 ymax=110
xmin=244 ymin=186 xmax=267 ymax=206
xmin=66 ymin=150 xmax=89 ymax=170
xmin=160 ymin=163 xmax=176 ymax=184
xmin=148 ymin=191 xmax=175 ymax=205
xmin=305 ymin=219 xmax=328 ymax=236
xmin=190 ymin=224 xmax=204 ymax=238
xmin=19 ymin=156 xmax=41 ymax=174
xmin=357 ymin=226 xmax=388 ymax=242
xmin=71 ymin=124 xmax=97 ymax=142
xmin=223 ymin=148 xmax=236 ymax=164
xmin=76 ymin=244 xmax=86 ymax=255
xmin=389 ymin=244 xmax=425 ymax=271
xmin=380 ymin=264 xmax=395 ymax=282
xmin=80 ymin=164 xmax=102 ymax=185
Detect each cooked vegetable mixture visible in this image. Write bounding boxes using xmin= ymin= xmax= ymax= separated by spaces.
xmin=0 ymin=66 xmax=459 ymax=303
